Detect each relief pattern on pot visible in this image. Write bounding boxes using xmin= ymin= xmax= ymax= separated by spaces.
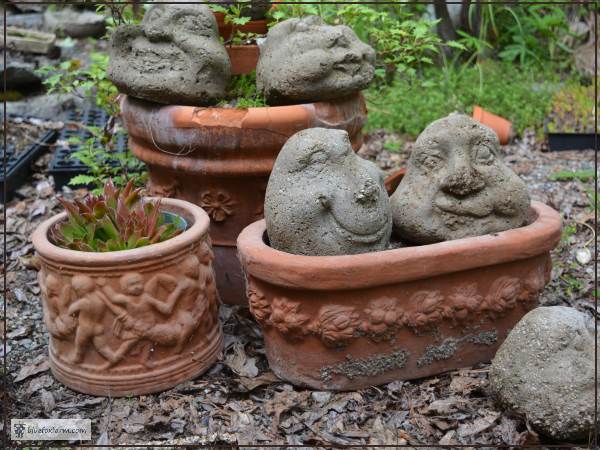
xmin=199 ymin=190 xmax=236 ymax=222
xmin=248 ymin=267 xmax=546 ymax=347
xmin=40 ymin=243 xmax=219 ymax=371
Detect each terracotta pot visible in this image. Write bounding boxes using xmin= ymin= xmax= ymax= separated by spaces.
xmin=31 ymin=198 xmax=222 ymax=396
xmin=237 ymin=201 xmax=561 ymax=390
xmin=384 ymin=167 xmax=406 ymax=195
xmin=213 ymin=12 xmax=269 ymax=40
xmin=226 ymin=44 xmax=259 ymax=75
xmin=472 ymin=105 xmax=513 ymax=145
xmin=120 ymin=93 xmax=367 ymax=306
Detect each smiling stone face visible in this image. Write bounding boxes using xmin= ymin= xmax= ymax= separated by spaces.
xmin=265 ymin=128 xmax=391 ymax=256
xmin=256 ymin=16 xmax=376 ymax=104
xmin=390 ymin=113 xmax=530 ymax=244
xmin=108 ymin=3 xmax=230 ymax=106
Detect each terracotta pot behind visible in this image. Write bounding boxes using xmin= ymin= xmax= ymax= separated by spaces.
xmin=237 ymin=202 xmax=561 ymax=390
xmin=473 ymin=105 xmax=513 ymax=145
xmin=213 ymin=12 xmax=269 ymax=40
xmin=120 ymin=94 xmax=368 ymax=305
xmin=32 ymin=198 xmax=222 ymax=396
xmin=227 ymin=45 xmax=259 ymax=75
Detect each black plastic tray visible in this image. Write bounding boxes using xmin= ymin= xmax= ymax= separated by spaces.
xmin=1 ymin=117 xmax=58 ymax=203
xmin=48 ymin=106 xmax=132 ymax=190
xmin=547 ymin=132 xmax=597 ymax=151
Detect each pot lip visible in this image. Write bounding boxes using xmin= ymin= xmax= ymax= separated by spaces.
xmin=32 ymin=197 xmax=209 ymax=267
xmin=237 ymin=201 xmax=562 ymax=290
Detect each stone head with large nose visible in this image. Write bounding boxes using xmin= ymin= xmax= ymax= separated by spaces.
xmin=390 ymin=113 xmax=530 ymax=244
xmin=265 ymin=128 xmax=392 ymax=256
xmin=256 ymin=16 xmax=376 ymax=104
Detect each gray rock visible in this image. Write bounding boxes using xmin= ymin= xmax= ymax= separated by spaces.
xmin=390 ymin=113 xmax=530 ymax=244
xmin=490 ymin=306 xmax=598 ymax=441
xmin=208 ymin=0 xmax=271 ymax=20
xmin=256 ymin=16 xmax=376 ymax=104
xmin=43 ymin=8 xmax=106 ymax=38
xmin=5 ymin=93 xmax=83 ymax=120
xmin=1 ymin=61 xmax=41 ymax=90
xmin=107 ymin=3 xmax=230 ymax=106
xmin=265 ymin=128 xmax=391 ymax=256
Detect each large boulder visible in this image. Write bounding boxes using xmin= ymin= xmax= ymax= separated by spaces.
xmin=490 ymin=306 xmax=598 ymax=441
xmin=265 ymin=127 xmax=391 ymax=256
xmin=44 ymin=8 xmax=106 ymax=38
xmin=256 ymin=16 xmax=375 ymax=104
xmin=390 ymin=113 xmax=530 ymax=244
xmin=107 ymin=3 xmax=230 ymax=106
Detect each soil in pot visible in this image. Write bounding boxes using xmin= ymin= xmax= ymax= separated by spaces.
xmin=32 ymin=197 xmax=222 ymax=396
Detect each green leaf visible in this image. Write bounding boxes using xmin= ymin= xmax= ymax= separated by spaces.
xmin=68 ymin=174 xmax=96 ymax=186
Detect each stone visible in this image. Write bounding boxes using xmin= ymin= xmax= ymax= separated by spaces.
xmin=5 ymin=93 xmax=83 ymax=120
xmin=43 ymin=8 xmax=106 ymax=38
xmin=256 ymin=16 xmax=376 ymax=104
xmin=1 ymin=61 xmax=41 ymax=90
xmin=107 ymin=3 xmax=230 ymax=106
xmin=264 ymin=127 xmax=391 ymax=256
xmin=209 ymin=0 xmax=271 ymax=20
xmin=390 ymin=113 xmax=530 ymax=244
xmin=490 ymin=306 xmax=598 ymax=441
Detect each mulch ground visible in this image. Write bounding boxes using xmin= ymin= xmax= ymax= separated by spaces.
xmin=2 ymin=121 xmax=596 ymax=448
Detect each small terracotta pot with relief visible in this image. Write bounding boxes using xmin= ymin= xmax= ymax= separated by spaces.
xmin=32 ymin=198 xmax=222 ymax=397
xmin=237 ymin=201 xmax=561 ymax=390
xmin=120 ymin=94 xmax=367 ymax=306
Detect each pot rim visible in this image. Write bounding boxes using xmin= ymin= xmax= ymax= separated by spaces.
xmin=237 ymin=201 xmax=562 ymax=290
xmin=32 ymin=197 xmax=210 ymax=267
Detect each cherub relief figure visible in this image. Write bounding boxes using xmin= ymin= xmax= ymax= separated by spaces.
xmin=67 ymin=275 xmax=136 ymax=368
xmin=38 ymin=272 xmax=76 ymax=339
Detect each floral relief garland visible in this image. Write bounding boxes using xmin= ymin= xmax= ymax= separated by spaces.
xmin=248 ymin=266 xmax=546 ymax=347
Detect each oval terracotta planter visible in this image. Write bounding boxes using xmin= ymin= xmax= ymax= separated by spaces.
xmin=237 ymin=201 xmax=561 ymax=390
xmin=214 ymin=12 xmax=269 ymax=40
xmin=226 ymin=44 xmax=259 ymax=75
xmin=384 ymin=167 xmax=406 ymax=195
xmin=472 ymin=105 xmax=513 ymax=145
xmin=120 ymin=93 xmax=367 ymax=306
xmin=32 ymin=198 xmax=222 ymax=396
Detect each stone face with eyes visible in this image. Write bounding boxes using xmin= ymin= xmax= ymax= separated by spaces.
xmin=265 ymin=127 xmax=392 ymax=256
xmin=108 ymin=3 xmax=230 ymax=106
xmin=390 ymin=113 xmax=530 ymax=244
xmin=256 ymin=16 xmax=376 ymax=104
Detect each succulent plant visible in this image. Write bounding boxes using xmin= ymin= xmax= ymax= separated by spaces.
xmin=51 ymin=179 xmax=183 ymax=252
xmin=546 ymin=82 xmax=597 ymax=134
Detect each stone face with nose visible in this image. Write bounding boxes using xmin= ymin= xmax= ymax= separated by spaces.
xmin=257 ymin=16 xmax=376 ymax=104
xmin=107 ymin=3 xmax=230 ymax=106
xmin=265 ymin=127 xmax=392 ymax=256
xmin=390 ymin=113 xmax=530 ymax=244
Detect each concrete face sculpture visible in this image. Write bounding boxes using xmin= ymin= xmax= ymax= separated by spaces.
xmin=391 ymin=113 xmax=530 ymax=244
xmin=490 ymin=306 xmax=598 ymax=441
xmin=256 ymin=16 xmax=376 ymax=104
xmin=264 ymin=127 xmax=391 ymax=256
xmin=108 ymin=3 xmax=230 ymax=106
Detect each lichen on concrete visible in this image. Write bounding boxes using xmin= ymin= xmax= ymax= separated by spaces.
xmin=417 ymin=330 xmax=498 ymax=367
xmin=320 ymin=348 xmax=410 ymax=381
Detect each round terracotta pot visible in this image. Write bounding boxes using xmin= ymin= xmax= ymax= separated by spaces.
xmin=32 ymin=198 xmax=222 ymax=396
xmin=384 ymin=167 xmax=406 ymax=195
xmin=472 ymin=105 xmax=513 ymax=145
xmin=237 ymin=201 xmax=561 ymax=390
xmin=213 ymin=12 xmax=269 ymax=40
xmin=120 ymin=93 xmax=367 ymax=306
xmin=226 ymin=44 xmax=259 ymax=75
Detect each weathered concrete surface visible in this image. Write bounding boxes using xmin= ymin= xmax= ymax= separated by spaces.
xmin=265 ymin=127 xmax=391 ymax=256
xmin=490 ymin=306 xmax=598 ymax=441
xmin=257 ymin=16 xmax=375 ymax=104
xmin=391 ymin=113 xmax=530 ymax=244
xmin=108 ymin=3 xmax=230 ymax=106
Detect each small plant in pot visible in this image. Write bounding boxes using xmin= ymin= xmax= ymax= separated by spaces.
xmin=237 ymin=118 xmax=562 ymax=391
xmin=108 ymin=3 xmax=374 ymax=305
xmin=32 ymin=179 xmax=222 ymax=396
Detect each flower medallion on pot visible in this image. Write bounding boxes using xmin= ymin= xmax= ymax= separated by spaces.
xmin=481 ymin=276 xmax=521 ymax=318
xmin=442 ymin=283 xmax=483 ymax=325
xmin=247 ymin=284 xmax=271 ymax=324
xmin=311 ymin=305 xmax=361 ymax=348
xmin=269 ymin=297 xmax=310 ymax=340
xmin=200 ymin=191 xmax=236 ymax=222
xmin=361 ymin=297 xmax=406 ymax=340
xmin=408 ymin=290 xmax=445 ymax=330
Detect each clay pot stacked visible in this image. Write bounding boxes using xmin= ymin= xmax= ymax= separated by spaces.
xmin=109 ymin=5 xmax=374 ymax=305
